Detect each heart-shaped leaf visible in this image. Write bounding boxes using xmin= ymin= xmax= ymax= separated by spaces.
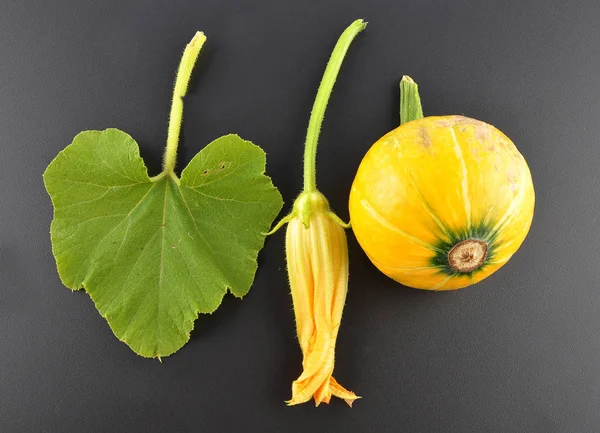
xmin=43 ymin=129 xmax=282 ymax=357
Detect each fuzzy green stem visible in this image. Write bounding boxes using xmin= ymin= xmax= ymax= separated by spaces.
xmin=162 ymin=31 xmax=206 ymax=176
xmin=302 ymin=19 xmax=367 ymax=193
xmin=400 ymin=75 xmax=424 ymax=125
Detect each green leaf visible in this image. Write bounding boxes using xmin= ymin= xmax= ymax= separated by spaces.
xmin=43 ymin=128 xmax=283 ymax=358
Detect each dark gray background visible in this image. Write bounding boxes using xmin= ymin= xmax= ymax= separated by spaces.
xmin=1 ymin=0 xmax=599 ymax=431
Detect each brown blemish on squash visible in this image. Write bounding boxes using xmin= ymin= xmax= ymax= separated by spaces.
xmin=495 ymin=154 xmax=504 ymax=170
xmin=418 ymin=127 xmax=432 ymax=148
xmin=495 ymin=139 xmax=509 ymax=151
xmin=451 ymin=116 xmax=483 ymax=126
xmin=507 ymin=170 xmax=520 ymax=192
xmin=475 ymin=124 xmax=493 ymax=143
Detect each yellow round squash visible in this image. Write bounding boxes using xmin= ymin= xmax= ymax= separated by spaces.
xmin=349 ymin=115 xmax=535 ymax=290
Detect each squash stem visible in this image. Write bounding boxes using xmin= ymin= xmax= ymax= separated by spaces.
xmin=302 ymin=19 xmax=367 ymax=193
xmin=162 ymin=31 xmax=206 ymax=177
xmin=400 ymin=75 xmax=424 ymax=125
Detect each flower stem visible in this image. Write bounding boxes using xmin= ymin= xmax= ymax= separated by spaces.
xmin=162 ymin=31 xmax=206 ymax=176
xmin=302 ymin=19 xmax=367 ymax=193
xmin=400 ymin=75 xmax=424 ymax=125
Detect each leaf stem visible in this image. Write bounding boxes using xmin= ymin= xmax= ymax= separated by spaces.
xmin=400 ymin=75 xmax=424 ymax=125
xmin=162 ymin=31 xmax=206 ymax=176
xmin=302 ymin=19 xmax=367 ymax=193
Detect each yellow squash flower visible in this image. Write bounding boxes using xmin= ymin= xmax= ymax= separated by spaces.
xmin=268 ymin=19 xmax=367 ymax=406
xmin=283 ymin=192 xmax=359 ymax=406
